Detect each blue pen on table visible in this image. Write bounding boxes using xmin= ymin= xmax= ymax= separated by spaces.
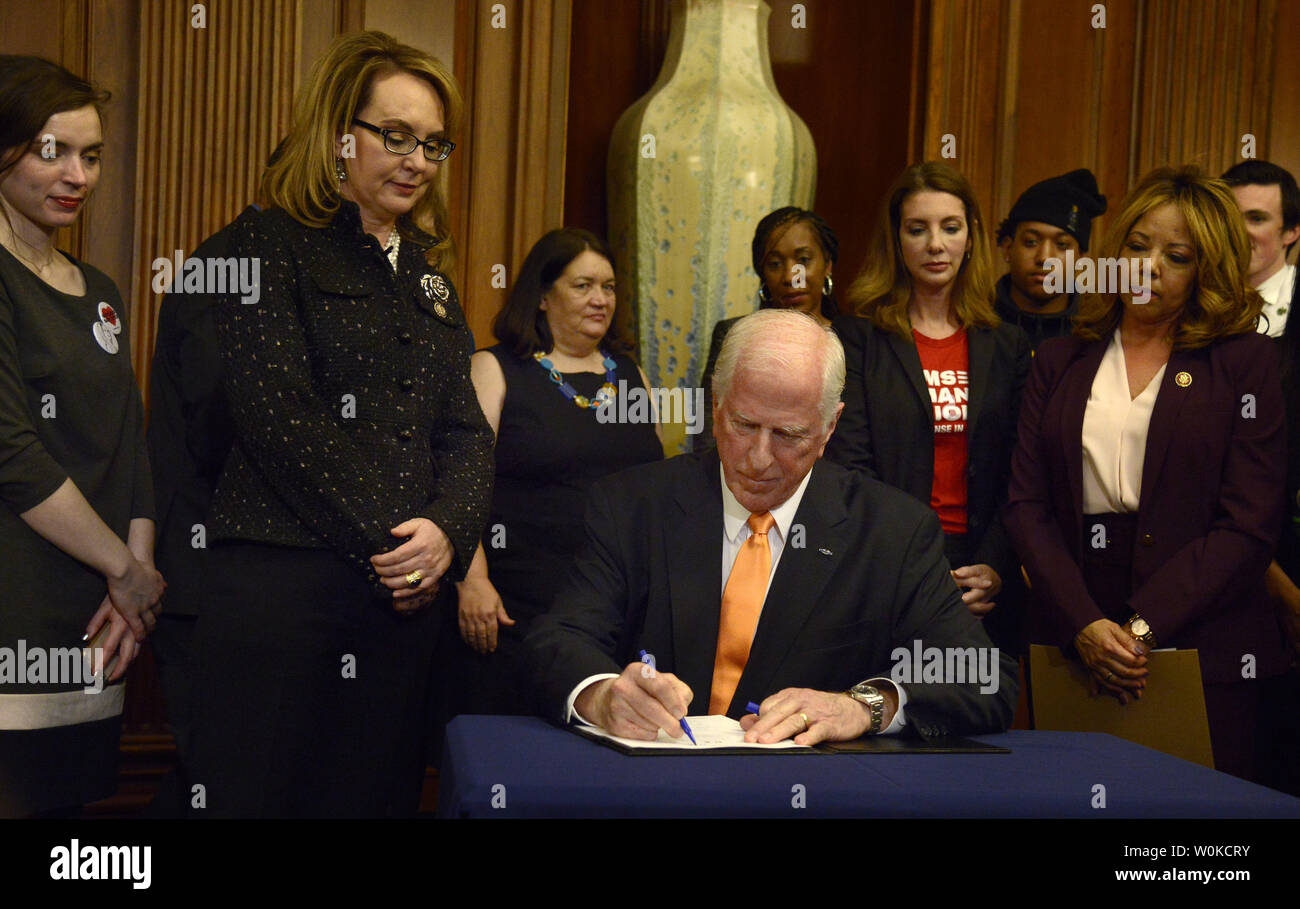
xmin=638 ymin=649 xmax=696 ymax=745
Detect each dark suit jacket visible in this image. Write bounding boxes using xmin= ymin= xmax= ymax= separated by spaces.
xmin=148 ymin=206 xmax=256 ymax=615
xmin=526 ymin=449 xmax=1018 ymax=738
xmin=1005 ymin=331 xmax=1290 ymax=683
xmin=824 ymin=317 xmax=1031 ymax=584
xmin=209 ymin=202 xmax=495 ymax=593
xmin=1272 ymin=271 xmax=1300 ymax=583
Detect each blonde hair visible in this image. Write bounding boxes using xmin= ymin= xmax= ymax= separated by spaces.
xmin=260 ymin=30 xmax=462 ymax=271
xmin=1074 ymin=165 xmax=1261 ymax=348
xmin=847 ymin=161 xmax=998 ymax=340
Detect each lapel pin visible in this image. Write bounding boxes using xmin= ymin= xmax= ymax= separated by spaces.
xmin=1174 ymin=371 xmax=1192 ymax=388
xmin=421 ymin=274 xmax=451 ymax=317
xmin=92 ymin=320 xmax=118 ymax=354
xmin=421 ymin=273 xmax=451 ymax=302
xmin=97 ymin=302 xmax=122 ymax=335
xmin=818 ymin=547 xmax=832 ymax=556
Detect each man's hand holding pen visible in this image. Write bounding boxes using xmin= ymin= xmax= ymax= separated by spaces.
xmin=574 ymin=661 xmax=694 ymax=741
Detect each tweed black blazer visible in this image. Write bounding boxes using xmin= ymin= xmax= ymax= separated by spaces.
xmin=208 ymin=201 xmax=494 ymax=592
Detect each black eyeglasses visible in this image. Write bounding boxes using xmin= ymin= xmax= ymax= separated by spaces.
xmin=351 ymin=118 xmax=455 ymax=162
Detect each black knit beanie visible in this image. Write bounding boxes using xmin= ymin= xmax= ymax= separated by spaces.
xmin=999 ymin=169 xmax=1108 ymax=250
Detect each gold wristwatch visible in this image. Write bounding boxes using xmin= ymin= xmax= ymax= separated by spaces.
xmin=1127 ymin=614 xmax=1157 ymax=647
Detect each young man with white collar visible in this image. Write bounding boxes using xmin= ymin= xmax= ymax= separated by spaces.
xmin=1222 ymin=160 xmax=1300 ymax=337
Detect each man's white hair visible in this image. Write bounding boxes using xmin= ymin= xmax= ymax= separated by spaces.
xmin=711 ymin=309 xmax=845 ymax=428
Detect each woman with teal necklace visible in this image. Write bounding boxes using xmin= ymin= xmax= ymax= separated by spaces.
xmin=439 ymin=228 xmax=663 ymax=720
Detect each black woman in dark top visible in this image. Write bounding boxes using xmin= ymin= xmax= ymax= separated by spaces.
xmin=189 ymin=31 xmax=494 ymax=817
xmin=0 ymin=56 xmax=165 ymax=817
xmin=446 ymin=229 xmax=663 ymax=716
xmin=824 ymin=162 xmax=1030 ymax=654
xmin=698 ymin=207 xmax=840 ymax=444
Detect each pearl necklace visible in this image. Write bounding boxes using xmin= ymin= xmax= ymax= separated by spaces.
xmin=384 ymin=227 xmax=401 ymax=272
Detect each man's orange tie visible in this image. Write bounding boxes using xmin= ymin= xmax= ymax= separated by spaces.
xmin=709 ymin=512 xmax=775 ymax=715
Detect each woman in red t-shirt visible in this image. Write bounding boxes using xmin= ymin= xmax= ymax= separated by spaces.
xmin=825 ymin=162 xmax=1030 ymax=654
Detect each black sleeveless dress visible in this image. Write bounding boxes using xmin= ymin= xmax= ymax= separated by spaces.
xmin=439 ymin=344 xmax=663 ymax=717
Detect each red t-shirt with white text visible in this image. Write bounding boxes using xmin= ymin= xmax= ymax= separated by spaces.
xmin=913 ymin=328 xmax=968 ymax=534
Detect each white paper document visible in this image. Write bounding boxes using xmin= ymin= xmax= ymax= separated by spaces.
xmin=573 ymin=714 xmax=813 ymax=751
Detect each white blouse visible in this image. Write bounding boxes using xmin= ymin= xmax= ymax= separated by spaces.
xmin=1081 ymin=328 xmax=1167 ymax=514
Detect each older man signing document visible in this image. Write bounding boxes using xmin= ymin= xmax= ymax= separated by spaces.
xmin=527 ymin=310 xmax=1016 ymax=744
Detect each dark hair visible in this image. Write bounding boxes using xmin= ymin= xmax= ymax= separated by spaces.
xmin=494 ymin=228 xmax=632 ymax=357
xmin=1221 ymin=159 xmax=1300 ymax=255
xmin=751 ymin=207 xmax=840 ymax=320
xmin=0 ymin=56 xmax=110 ymax=178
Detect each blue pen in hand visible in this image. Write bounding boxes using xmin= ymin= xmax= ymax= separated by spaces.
xmin=638 ymin=649 xmax=696 ymax=744
xmin=746 ymin=701 xmax=762 ymax=716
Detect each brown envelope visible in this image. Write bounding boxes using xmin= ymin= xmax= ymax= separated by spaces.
xmin=1028 ymin=644 xmax=1215 ymax=769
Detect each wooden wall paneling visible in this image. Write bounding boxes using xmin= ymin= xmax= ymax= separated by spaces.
xmin=920 ymin=0 xmax=1011 ymax=238
xmin=364 ymin=0 xmax=457 ymax=68
xmin=130 ymin=0 xmax=299 ymax=400
xmin=1093 ymin=0 xmax=1138 ymax=235
xmin=60 ymin=1 xmax=89 ymax=263
xmin=0 ymin=1 xmax=66 ymax=60
xmin=340 ymin=0 xmax=366 ymax=32
xmin=449 ymin=0 xmax=478 ymax=283
xmin=991 ymin=0 xmax=1020 ymax=225
xmin=1132 ymin=0 xmax=1272 ymax=180
xmin=459 ymin=0 xmax=518 ymax=344
xmin=1191 ymin=2 xmax=1212 ymax=167
xmin=907 ymin=0 xmax=931 ymax=164
xmin=454 ymin=0 xmax=571 ymax=347
xmin=297 ymin=0 xmax=342 ymax=89
xmin=1267 ymin=0 xmax=1300 ymax=227
xmin=974 ymin=0 xmax=1010 ymax=217
xmin=562 ymin=0 xmax=665 ymax=244
xmin=516 ymin=0 xmax=570 ymax=262
xmin=768 ymin=0 xmax=918 ymax=286
xmin=1007 ymin=1 xmax=1122 ymax=236
xmin=1124 ymin=0 xmax=1145 ymax=188
xmin=82 ymin=0 xmax=143 ymax=301
xmin=1246 ymin=0 xmax=1277 ymax=166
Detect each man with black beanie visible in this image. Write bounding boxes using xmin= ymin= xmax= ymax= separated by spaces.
xmin=995 ymin=168 xmax=1108 ymax=351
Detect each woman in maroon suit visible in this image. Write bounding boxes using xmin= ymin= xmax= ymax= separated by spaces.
xmin=1006 ymin=166 xmax=1289 ymax=780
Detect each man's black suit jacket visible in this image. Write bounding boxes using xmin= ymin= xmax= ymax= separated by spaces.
xmin=526 ymin=449 xmax=1018 ymax=739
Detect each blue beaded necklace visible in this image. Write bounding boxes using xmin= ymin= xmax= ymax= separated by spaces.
xmin=533 ymin=349 xmax=619 ymax=409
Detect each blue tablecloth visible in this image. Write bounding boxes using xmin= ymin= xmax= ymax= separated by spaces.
xmin=437 ymin=716 xmax=1300 ymax=818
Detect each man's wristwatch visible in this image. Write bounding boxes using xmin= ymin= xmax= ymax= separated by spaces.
xmin=1126 ymin=614 xmax=1157 ymax=647
xmin=847 ymin=681 xmax=885 ymax=734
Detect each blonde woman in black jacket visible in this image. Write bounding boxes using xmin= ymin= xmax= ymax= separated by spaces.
xmin=189 ymin=31 xmax=493 ymax=818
